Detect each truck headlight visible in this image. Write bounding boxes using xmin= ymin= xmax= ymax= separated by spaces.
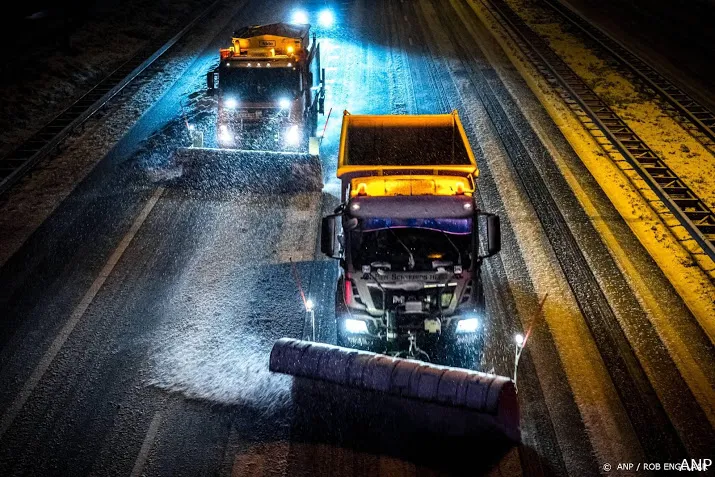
xmin=278 ymin=97 xmax=290 ymax=109
xmin=285 ymin=125 xmax=300 ymax=145
xmin=224 ymin=97 xmax=238 ymax=109
xmin=318 ymin=9 xmax=335 ymax=28
xmin=456 ymin=317 xmax=479 ymax=333
xmin=345 ymin=319 xmax=368 ymax=334
xmin=291 ymin=10 xmax=308 ymax=24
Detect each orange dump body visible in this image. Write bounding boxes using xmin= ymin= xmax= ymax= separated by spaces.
xmin=336 ymin=111 xmax=478 ymax=201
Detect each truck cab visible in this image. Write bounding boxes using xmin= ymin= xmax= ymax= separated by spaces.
xmin=321 ymin=111 xmax=501 ymax=363
xmin=207 ymin=23 xmax=325 ymax=152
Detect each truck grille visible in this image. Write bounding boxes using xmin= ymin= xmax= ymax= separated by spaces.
xmin=368 ymin=286 xmax=456 ymax=312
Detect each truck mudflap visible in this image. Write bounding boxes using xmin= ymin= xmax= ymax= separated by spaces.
xmin=270 ymin=338 xmax=520 ymax=454
xmin=164 ymin=147 xmax=323 ymax=193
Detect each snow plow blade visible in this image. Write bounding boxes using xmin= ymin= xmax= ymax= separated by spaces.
xmin=270 ymin=338 xmax=520 ymax=448
xmin=163 ymin=147 xmax=323 ymax=193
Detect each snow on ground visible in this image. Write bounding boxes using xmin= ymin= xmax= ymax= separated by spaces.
xmin=561 ymin=0 xmax=715 ymax=111
xmin=147 ymin=192 xmax=321 ymax=408
xmin=495 ymin=0 xmax=715 ymax=286
xmin=473 ymin=0 xmax=715 ymax=436
xmin=0 ymin=0 xmax=209 ymax=157
xmin=466 ymin=0 xmax=715 ymax=457
xmin=0 ymin=1 xmax=243 ymax=267
xmin=504 ymin=0 xmax=715 ymax=214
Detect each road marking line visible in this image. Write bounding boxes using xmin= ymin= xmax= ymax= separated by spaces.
xmin=0 ymin=186 xmax=165 ymax=438
xmin=130 ymin=409 xmax=164 ymax=477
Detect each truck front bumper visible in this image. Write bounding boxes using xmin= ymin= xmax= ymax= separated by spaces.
xmin=336 ymin=313 xmax=484 ymax=354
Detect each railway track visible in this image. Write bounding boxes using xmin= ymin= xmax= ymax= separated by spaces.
xmin=541 ymin=0 xmax=715 ymax=153
xmin=482 ymin=0 xmax=715 ymax=262
xmin=435 ymin=0 xmax=695 ymax=464
xmin=0 ymin=0 xmax=222 ymax=196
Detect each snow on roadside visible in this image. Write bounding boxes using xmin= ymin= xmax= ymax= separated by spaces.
xmin=0 ymin=0 xmax=208 ymax=157
xmin=469 ymin=1 xmax=715 ymax=432
xmin=147 ymin=192 xmax=322 ymax=409
xmin=503 ymin=0 xmax=715 ymax=215
xmin=0 ymin=2 xmax=242 ymax=267
xmin=423 ymin=2 xmax=646 ymax=470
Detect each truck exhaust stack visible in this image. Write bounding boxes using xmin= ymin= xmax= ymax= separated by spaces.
xmin=270 ymin=338 xmax=520 ymax=448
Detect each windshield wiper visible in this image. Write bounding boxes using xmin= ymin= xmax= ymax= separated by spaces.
xmin=440 ymin=231 xmax=462 ymax=267
xmin=387 ymin=227 xmax=415 ymax=270
xmin=369 ymin=272 xmax=388 ymax=321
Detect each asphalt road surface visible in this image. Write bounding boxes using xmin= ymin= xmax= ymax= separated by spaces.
xmin=0 ymin=0 xmax=713 ymax=475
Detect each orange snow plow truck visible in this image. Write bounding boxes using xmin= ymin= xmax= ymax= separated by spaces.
xmin=269 ymin=112 xmax=519 ymax=459
xmin=207 ymin=22 xmax=325 ymax=154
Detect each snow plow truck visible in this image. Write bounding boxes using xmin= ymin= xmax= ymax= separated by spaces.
xmin=323 ymin=110 xmax=501 ymax=364
xmin=268 ymin=112 xmax=519 ymax=454
xmin=162 ymin=22 xmax=325 ymax=192
xmin=207 ymin=22 xmax=325 ymax=154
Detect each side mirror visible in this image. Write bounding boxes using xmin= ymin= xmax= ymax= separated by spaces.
xmin=321 ymin=215 xmax=341 ymax=258
xmin=477 ymin=213 xmax=501 ymax=258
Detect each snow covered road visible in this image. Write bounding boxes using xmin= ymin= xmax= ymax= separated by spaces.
xmin=0 ymin=0 xmax=713 ymax=475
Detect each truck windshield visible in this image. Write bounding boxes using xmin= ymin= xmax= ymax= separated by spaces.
xmin=349 ymin=217 xmax=473 ymax=272
xmin=220 ymin=67 xmax=300 ymax=101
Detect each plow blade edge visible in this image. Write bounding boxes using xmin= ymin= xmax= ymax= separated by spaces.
xmin=270 ymin=338 xmax=520 ymax=445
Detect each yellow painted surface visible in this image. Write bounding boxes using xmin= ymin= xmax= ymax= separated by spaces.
xmin=233 ymin=34 xmax=304 ymax=55
xmin=338 ymin=164 xmax=477 ymax=181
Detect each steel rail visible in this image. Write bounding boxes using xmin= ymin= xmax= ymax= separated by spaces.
xmin=484 ymin=0 xmax=715 ymax=262
xmin=0 ymin=0 xmax=223 ymax=196
xmin=542 ymin=0 xmax=715 ymax=152
xmin=437 ymin=0 xmax=690 ymax=462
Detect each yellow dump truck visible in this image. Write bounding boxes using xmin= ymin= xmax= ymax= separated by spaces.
xmin=320 ymin=111 xmax=502 ymax=364
xmin=207 ymin=23 xmax=325 ymax=153
xmin=267 ymin=112 xmax=518 ymax=448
